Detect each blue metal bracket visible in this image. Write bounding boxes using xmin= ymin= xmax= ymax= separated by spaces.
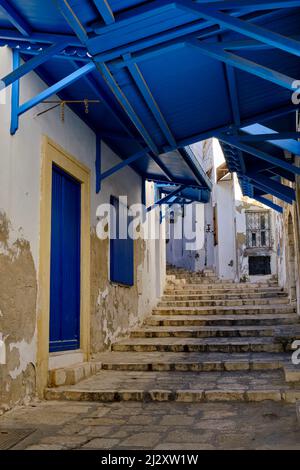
xmin=100 ymin=149 xmax=149 ymax=182
xmin=10 ymin=49 xmax=20 ymax=135
xmin=10 ymin=57 xmax=95 ymax=133
xmin=147 ymin=185 xmax=185 ymax=212
xmin=1 ymin=41 xmax=69 ymax=90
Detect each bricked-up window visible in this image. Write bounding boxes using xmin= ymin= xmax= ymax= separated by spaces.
xmin=246 ymin=211 xmax=271 ymax=248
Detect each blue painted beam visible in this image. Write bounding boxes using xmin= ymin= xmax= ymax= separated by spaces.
xmin=223 ymin=63 xmax=246 ymax=174
xmin=248 ymin=173 xmax=295 ymax=203
xmin=252 ymin=195 xmax=283 ymax=213
xmin=95 ymin=62 xmax=159 ymax=155
xmin=147 ymin=186 xmax=185 ymax=212
xmin=95 ymin=135 xmax=101 ymax=193
xmin=184 ymin=4 xmax=300 ymax=58
xmin=124 ymin=53 xmax=177 ymax=148
xmin=54 ymin=0 xmax=88 ymax=44
xmin=189 ymin=40 xmax=297 ymax=92
xmin=250 ymin=179 xmax=294 ymax=205
xmin=18 ymin=62 xmax=96 ymax=116
xmin=0 ymin=0 xmax=31 ymax=37
xmin=93 ymin=0 xmax=115 ymax=25
xmin=0 ymin=28 xmax=82 ymax=46
xmin=218 ymin=134 xmax=300 ymax=175
xmin=241 ymin=124 xmax=300 ymax=155
xmin=10 ymin=49 xmax=20 ymax=135
xmin=151 ymin=156 xmax=173 ymax=182
xmin=179 ymin=147 xmax=213 ymax=190
xmin=100 ymin=149 xmax=149 ymax=181
xmin=0 ymin=41 xmax=69 ymax=90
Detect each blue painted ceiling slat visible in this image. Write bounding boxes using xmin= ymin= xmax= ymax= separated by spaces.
xmin=1 ymin=1 xmax=300 ymax=198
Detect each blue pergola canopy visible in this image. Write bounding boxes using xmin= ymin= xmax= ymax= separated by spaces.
xmin=1 ymin=1 xmax=300 ymax=208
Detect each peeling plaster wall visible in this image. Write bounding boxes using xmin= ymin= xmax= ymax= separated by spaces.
xmin=0 ymin=47 xmax=165 ymax=408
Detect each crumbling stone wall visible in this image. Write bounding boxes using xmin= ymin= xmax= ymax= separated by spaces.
xmin=90 ymin=229 xmax=151 ymax=356
xmin=0 ymin=212 xmax=37 ymax=411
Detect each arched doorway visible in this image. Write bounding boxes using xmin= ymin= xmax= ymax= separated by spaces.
xmin=287 ymin=213 xmax=297 ymax=302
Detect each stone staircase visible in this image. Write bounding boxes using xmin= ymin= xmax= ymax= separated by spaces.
xmin=45 ymin=267 xmax=300 ymax=403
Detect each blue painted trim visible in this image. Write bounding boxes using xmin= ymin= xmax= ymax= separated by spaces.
xmin=253 ymin=195 xmax=283 ymax=213
xmin=93 ymin=0 xmax=115 ymax=25
xmin=1 ymin=42 xmax=69 ymax=89
xmin=18 ymin=62 xmax=96 ymax=116
xmin=95 ymin=135 xmax=101 ymax=194
xmin=100 ymin=149 xmax=148 ymax=181
xmin=0 ymin=0 xmax=31 ymax=36
xmin=10 ymin=49 xmax=20 ymax=135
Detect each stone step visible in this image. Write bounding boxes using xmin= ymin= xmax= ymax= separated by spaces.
xmin=44 ymin=370 xmax=300 ymax=403
xmin=147 ymin=314 xmax=299 ymax=327
xmin=112 ymin=337 xmax=287 ymax=353
xmin=153 ymin=305 xmax=296 ymax=316
xmin=93 ymin=351 xmax=289 ymax=372
xmin=162 ymin=291 xmax=288 ymax=300
xmin=158 ymin=298 xmax=289 ymax=307
xmin=130 ymin=325 xmax=288 ymax=338
xmin=284 ymin=363 xmax=300 ymax=383
xmin=167 ymin=279 xmax=278 ymax=286
xmin=165 ymin=285 xmax=283 ymax=293
xmin=48 ymin=362 xmax=102 ymax=388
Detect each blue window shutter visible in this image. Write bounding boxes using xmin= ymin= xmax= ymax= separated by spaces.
xmin=110 ymin=196 xmax=134 ymax=286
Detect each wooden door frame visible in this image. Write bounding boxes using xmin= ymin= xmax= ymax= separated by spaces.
xmin=37 ymin=136 xmax=91 ymax=397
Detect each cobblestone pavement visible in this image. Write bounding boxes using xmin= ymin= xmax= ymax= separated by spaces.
xmin=1 ymin=400 xmax=300 ymax=450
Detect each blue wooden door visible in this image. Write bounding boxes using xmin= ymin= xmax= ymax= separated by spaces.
xmin=49 ymin=165 xmax=81 ymax=352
